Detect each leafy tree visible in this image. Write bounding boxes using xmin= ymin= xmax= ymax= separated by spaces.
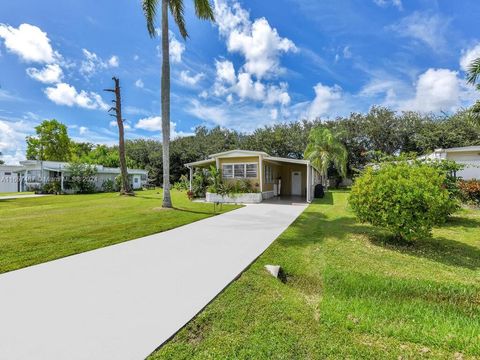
xmin=71 ymin=142 xmax=94 ymax=160
xmin=304 ymin=126 xmax=348 ymax=185
xmin=65 ymin=162 xmax=98 ymax=194
xmin=26 ymin=119 xmax=71 ymax=161
xmin=142 ymin=0 xmax=215 ymax=208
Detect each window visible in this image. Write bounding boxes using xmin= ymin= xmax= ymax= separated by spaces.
xmin=4 ymin=172 xmax=11 ymax=176
xmin=246 ymin=164 xmax=257 ymax=178
xmin=234 ymin=164 xmax=245 ymax=178
xmin=222 ymin=164 xmax=234 ymax=178
xmin=264 ymin=165 xmax=273 ymax=183
xmin=134 ymin=177 xmax=139 ymax=183
xmin=222 ymin=163 xmax=257 ymax=179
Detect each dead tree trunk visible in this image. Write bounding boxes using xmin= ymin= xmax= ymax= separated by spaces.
xmin=105 ymin=77 xmax=133 ymax=195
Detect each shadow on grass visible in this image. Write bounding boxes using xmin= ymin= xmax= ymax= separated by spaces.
xmin=313 ymin=191 xmax=334 ymax=205
xmin=279 ymin=208 xmax=480 ymax=270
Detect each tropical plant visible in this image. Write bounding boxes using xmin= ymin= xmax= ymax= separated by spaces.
xmin=191 ymin=168 xmax=209 ymax=197
xmin=467 ymin=57 xmax=480 ymax=115
xmin=172 ymin=174 xmax=189 ymax=191
xmin=349 ymin=161 xmax=458 ymax=242
xmin=304 ymin=126 xmax=348 ymax=185
xmin=142 ymin=0 xmax=215 ymax=207
xmin=65 ymin=162 xmax=98 ymax=194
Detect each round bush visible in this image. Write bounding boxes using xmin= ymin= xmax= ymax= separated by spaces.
xmin=349 ymin=162 xmax=457 ymax=241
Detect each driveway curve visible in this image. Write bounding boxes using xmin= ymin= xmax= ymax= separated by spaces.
xmin=0 ymin=201 xmax=307 ymax=360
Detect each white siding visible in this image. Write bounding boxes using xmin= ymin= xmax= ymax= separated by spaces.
xmin=447 ymin=152 xmax=480 ymax=180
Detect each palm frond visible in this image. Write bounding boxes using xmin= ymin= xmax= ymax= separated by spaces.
xmin=169 ymin=0 xmax=188 ymax=39
xmin=194 ymin=0 xmax=215 ymax=21
xmin=467 ymin=58 xmax=480 ymax=85
xmin=142 ymin=0 xmax=159 ymax=38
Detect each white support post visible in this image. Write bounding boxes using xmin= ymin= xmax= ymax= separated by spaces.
xmin=306 ymin=163 xmax=311 ymax=202
xmin=259 ymin=155 xmax=263 ymax=194
xmin=189 ymin=166 xmax=193 ymax=191
xmin=61 ymin=172 xmax=64 ymax=192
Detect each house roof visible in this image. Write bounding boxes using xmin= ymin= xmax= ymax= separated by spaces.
xmin=16 ymin=160 xmax=148 ymax=174
xmin=435 ymin=146 xmax=480 ymax=153
xmin=185 ymin=149 xmax=310 ymax=167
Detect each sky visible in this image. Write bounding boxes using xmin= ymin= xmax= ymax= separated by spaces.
xmin=1 ymin=0 xmax=479 ymax=164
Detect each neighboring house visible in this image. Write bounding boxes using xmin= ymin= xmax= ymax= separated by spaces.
xmin=185 ymin=150 xmax=320 ymax=202
xmin=0 ymin=165 xmax=25 ymax=193
xmin=421 ymin=146 xmax=480 ymax=180
xmin=0 ymin=160 xmax=148 ymax=193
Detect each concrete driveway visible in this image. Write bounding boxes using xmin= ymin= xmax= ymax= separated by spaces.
xmin=0 ymin=201 xmax=307 ymax=360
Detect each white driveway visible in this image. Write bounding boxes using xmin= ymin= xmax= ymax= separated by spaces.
xmin=0 ymin=202 xmax=307 ymax=360
xmin=0 ymin=194 xmax=48 ymax=200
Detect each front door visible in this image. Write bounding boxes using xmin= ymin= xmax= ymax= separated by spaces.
xmin=291 ymin=171 xmax=302 ymax=195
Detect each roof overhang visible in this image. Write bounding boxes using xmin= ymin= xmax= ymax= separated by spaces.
xmin=264 ymin=156 xmax=310 ymax=165
xmin=184 ymin=158 xmax=215 ymax=167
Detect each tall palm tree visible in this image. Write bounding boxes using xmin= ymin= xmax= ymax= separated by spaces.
xmin=467 ymin=57 xmax=480 ymax=115
xmin=142 ymin=0 xmax=214 ymax=207
xmin=304 ymin=126 xmax=348 ymax=187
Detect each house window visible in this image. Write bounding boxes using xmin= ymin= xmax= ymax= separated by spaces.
xmin=264 ymin=165 xmax=273 ymax=183
xmin=234 ymin=164 xmax=245 ymax=178
xmin=134 ymin=177 xmax=139 ymax=183
xmin=246 ymin=164 xmax=257 ymax=178
xmin=4 ymin=172 xmax=11 ymax=176
xmin=222 ymin=163 xmax=257 ymax=179
xmin=222 ymin=164 xmax=234 ymax=178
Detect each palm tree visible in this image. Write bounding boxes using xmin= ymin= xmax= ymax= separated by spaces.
xmin=142 ymin=0 xmax=214 ymax=207
xmin=304 ymin=126 xmax=348 ymax=187
xmin=467 ymin=57 xmax=480 ymax=115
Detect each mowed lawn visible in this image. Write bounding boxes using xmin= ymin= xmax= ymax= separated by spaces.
xmin=151 ymin=190 xmax=480 ymax=359
xmin=0 ymin=189 xmax=239 ymax=274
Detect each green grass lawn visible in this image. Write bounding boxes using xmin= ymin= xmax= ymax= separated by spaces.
xmin=0 ymin=189 xmax=239 ymax=274
xmin=0 ymin=191 xmax=34 ymax=197
xmin=151 ymin=190 xmax=480 ymax=359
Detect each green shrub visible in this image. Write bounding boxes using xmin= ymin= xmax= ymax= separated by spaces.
xmin=458 ymin=179 xmax=480 ymax=206
xmin=101 ymin=179 xmax=118 ymax=193
xmin=42 ymin=180 xmax=61 ymax=194
xmin=349 ymin=161 xmax=458 ymax=241
xmin=173 ymin=174 xmax=189 ymax=191
xmin=65 ymin=162 xmax=97 ymax=194
xmin=191 ymin=169 xmax=209 ymax=198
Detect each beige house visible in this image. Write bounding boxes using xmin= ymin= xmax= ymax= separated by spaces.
xmin=185 ymin=150 xmax=320 ymax=202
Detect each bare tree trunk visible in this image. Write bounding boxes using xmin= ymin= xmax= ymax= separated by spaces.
xmin=106 ymin=77 xmax=132 ymax=195
xmin=161 ymin=0 xmax=172 ymax=208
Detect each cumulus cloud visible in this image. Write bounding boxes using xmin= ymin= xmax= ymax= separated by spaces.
xmin=80 ymin=49 xmax=119 ymax=78
xmin=215 ymin=59 xmax=236 ymax=84
xmin=401 ymin=68 xmax=475 ymax=112
xmin=460 ymin=43 xmax=480 ymax=72
xmin=26 ymin=63 xmax=63 ymax=84
xmin=0 ymin=119 xmax=36 ymax=164
xmin=44 ymin=82 xmax=109 ymax=110
xmin=135 ymin=79 xmax=144 ymax=88
xmin=0 ymin=23 xmax=58 ymax=63
xmin=390 ymin=12 xmax=449 ymax=52
xmin=214 ymin=0 xmax=296 ymax=79
xmin=134 ymin=116 xmax=192 ymax=138
xmin=180 ymin=70 xmax=205 ymax=86
xmin=307 ymin=83 xmax=343 ymax=119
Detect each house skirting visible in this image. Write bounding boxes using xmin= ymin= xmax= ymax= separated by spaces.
xmin=262 ymin=191 xmax=275 ymax=200
xmin=206 ymin=192 xmax=263 ymax=204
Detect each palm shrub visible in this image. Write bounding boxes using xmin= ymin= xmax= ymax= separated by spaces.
xmin=349 ymin=161 xmax=458 ymax=241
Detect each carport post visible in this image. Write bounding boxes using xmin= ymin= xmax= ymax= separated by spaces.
xmin=188 ymin=166 xmax=193 ymax=191
xmin=306 ymin=163 xmax=311 ymax=202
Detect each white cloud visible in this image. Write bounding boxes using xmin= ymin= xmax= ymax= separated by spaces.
xmin=108 ymin=55 xmax=119 ymax=67
xmin=373 ymin=0 xmax=402 ymax=10
xmin=26 ymin=63 xmax=63 ymax=84
xmin=0 ymin=23 xmax=58 ymax=63
xmin=343 ymin=46 xmax=352 ymax=59
xmin=180 ymin=70 xmax=205 ymax=86
xmin=135 ymin=79 xmax=144 ymax=88
xmin=44 ymin=82 xmax=109 ymax=110
xmin=134 ymin=116 xmax=191 ymax=138
xmin=265 ymin=82 xmax=291 ymax=106
xmin=0 ymin=119 xmax=36 ymax=164
xmin=135 ymin=116 xmax=162 ymax=131
xmin=214 ymin=0 xmax=296 ymax=79
xmin=80 ymin=49 xmax=118 ymax=78
xmin=79 ymin=126 xmax=88 ymax=135
xmin=401 ymin=68 xmax=475 ymax=112
xmin=307 ymin=83 xmax=343 ymax=119
xmin=235 ymin=72 xmax=265 ymax=101
xmin=169 ymin=32 xmax=185 ymax=63
xmin=460 ymin=43 xmax=480 ymax=72
xmin=215 ymin=59 xmax=236 ymax=84
xmin=390 ymin=12 xmax=449 ymax=52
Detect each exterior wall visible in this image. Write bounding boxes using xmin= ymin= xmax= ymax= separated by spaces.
xmin=206 ymin=192 xmax=262 ymax=204
xmin=446 ymin=152 xmax=480 ymax=180
xmin=262 ymin=161 xmax=282 ymax=192
xmin=0 ymin=166 xmax=21 ymax=193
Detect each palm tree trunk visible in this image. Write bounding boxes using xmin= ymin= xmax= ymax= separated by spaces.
xmin=161 ymin=0 xmax=172 ymax=208
xmin=114 ymin=78 xmax=132 ymax=195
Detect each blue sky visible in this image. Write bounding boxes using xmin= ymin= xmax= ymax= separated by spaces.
xmin=1 ymin=0 xmax=479 ymax=163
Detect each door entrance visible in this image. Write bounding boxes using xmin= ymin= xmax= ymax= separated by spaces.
xmin=291 ymin=171 xmax=302 ymax=195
